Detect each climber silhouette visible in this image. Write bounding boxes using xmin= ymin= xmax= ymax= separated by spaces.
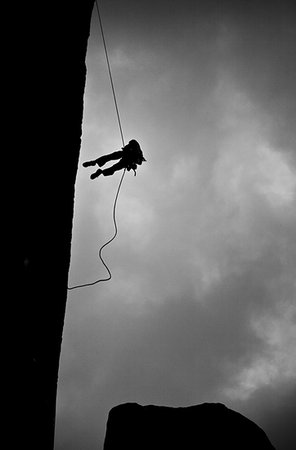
xmin=83 ymin=139 xmax=146 ymax=179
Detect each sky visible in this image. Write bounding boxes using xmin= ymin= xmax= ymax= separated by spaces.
xmin=56 ymin=1 xmax=296 ymax=449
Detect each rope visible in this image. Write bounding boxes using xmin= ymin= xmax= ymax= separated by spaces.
xmin=67 ymin=168 xmax=126 ymax=290
xmin=95 ymin=0 xmax=125 ymax=148
xmin=67 ymin=0 xmax=127 ymax=291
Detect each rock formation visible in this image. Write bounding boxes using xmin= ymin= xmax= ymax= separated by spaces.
xmin=104 ymin=402 xmax=276 ymax=449
xmin=22 ymin=1 xmax=95 ymax=448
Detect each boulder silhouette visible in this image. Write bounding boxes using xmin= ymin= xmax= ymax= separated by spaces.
xmin=104 ymin=402 xmax=276 ymax=449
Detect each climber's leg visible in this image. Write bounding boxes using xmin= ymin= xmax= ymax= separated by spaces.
xmin=90 ymin=168 xmax=103 ymax=179
xmin=102 ymin=161 xmax=125 ymax=176
xmin=82 ymin=159 xmax=97 ymax=168
xmin=96 ymin=151 xmax=123 ymax=167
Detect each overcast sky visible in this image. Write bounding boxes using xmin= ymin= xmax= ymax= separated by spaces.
xmin=56 ymin=1 xmax=296 ymax=449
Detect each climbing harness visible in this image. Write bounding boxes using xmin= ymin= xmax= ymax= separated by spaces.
xmin=68 ymin=0 xmax=127 ymax=291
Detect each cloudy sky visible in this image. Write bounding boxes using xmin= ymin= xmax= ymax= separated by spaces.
xmin=56 ymin=1 xmax=296 ymax=449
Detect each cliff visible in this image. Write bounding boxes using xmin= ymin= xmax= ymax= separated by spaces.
xmin=21 ymin=1 xmax=95 ymax=448
xmin=104 ymin=402 xmax=276 ymax=449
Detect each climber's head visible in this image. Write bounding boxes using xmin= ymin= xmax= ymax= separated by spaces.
xmin=123 ymin=139 xmax=146 ymax=163
xmin=128 ymin=139 xmax=141 ymax=150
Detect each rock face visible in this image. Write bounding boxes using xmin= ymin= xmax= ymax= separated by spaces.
xmin=104 ymin=403 xmax=276 ymax=450
xmin=21 ymin=1 xmax=95 ymax=449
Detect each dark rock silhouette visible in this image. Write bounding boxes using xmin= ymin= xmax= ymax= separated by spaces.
xmin=21 ymin=0 xmax=95 ymax=448
xmin=104 ymin=402 xmax=276 ymax=449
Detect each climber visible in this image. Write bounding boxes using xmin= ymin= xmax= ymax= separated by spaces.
xmin=83 ymin=139 xmax=146 ymax=179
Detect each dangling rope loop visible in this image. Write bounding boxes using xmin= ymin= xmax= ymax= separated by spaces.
xmin=67 ymin=168 xmax=126 ymax=290
xmin=68 ymin=0 xmax=127 ymax=291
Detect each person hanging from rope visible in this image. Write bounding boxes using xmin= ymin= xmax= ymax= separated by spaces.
xmin=82 ymin=139 xmax=146 ymax=179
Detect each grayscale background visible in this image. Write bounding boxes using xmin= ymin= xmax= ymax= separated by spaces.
xmin=56 ymin=1 xmax=296 ymax=449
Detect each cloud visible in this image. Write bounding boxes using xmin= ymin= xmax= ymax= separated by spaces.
xmin=77 ymin=72 xmax=296 ymax=311
xmin=224 ymin=297 xmax=296 ymax=401
xmin=217 ymin=2 xmax=296 ymax=154
xmin=60 ymin=3 xmax=296 ymax=449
